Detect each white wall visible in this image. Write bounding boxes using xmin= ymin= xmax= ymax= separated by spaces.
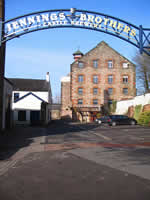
xmin=12 ymin=91 xmax=49 ymax=110
xmin=12 ymin=91 xmax=52 ymax=125
xmin=116 ymin=93 xmax=150 ymax=114
xmin=12 ymin=90 xmax=53 ymax=125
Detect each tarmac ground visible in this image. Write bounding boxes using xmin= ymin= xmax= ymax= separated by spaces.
xmin=0 ymin=120 xmax=150 ymax=200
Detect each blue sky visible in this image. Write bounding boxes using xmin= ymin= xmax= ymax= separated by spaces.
xmin=5 ymin=0 xmax=150 ymax=99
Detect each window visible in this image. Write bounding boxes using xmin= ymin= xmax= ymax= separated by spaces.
xmin=78 ymin=62 xmax=84 ymax=68
xmin=108 ymin=75 xmax=113 ymax=84
xmin=123 ymin=88 xmax=128 ymax=95
xmin=108 ymin=100 xmax=113 ymax=105
xmin=78 ymin=88 xmax=83 ymax=95
xmin=123 ymin=75 xmax=128 ymax=84
xmin=93 ymin=75 xmax=98 ymax=84
xmin=93 ymin=60 xmax=98 ymax=68
xmin=108 ymin=100 xmax=113 ymax=107
xmin=108 ymin=60 xmax=113 ymax=69
xmin=14 ymin=93 xmax=19 ymax=102
xmin=122 ymin=115 xmax=128 ymax=119
xmin=93 ymin=88 xmax=98 ymax=95
xmin=108 ymin=88 xmax=113 ymax=95
xmin=123 ymin=63 xmax=129 ymax=69
xmin=78 ymin=99 xmax=83 ymax=104
xmin=93 ymin=99 xmax=98 ymax=105
xmin=18 ymin=110 xmax=26 ymax=121
xmin=78 ymin=75 xmax=84 ymax=83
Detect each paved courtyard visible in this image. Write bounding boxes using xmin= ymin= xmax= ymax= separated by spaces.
xmin=0 ymin=120 xmax=150 ymax=200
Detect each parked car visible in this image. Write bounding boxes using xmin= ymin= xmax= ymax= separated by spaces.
xmin=108 ymin=115 xmax=137 ymax=126
xmin=96 ymin=116 xmax=111 ymax=124
xmin=96 ymin=115 xmax=137 ymax=126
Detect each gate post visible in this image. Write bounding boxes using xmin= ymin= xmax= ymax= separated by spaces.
xmin=0 ymin=0 xmax=5 ymax=131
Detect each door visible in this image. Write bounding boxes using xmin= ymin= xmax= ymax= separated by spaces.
xmin=30 ymin=111 xmax=40 ymax=125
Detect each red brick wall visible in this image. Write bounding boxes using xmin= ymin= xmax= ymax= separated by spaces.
xmin=71 ymin=42 xmax=136 ymax=107
xmin=61 ymin=80 xmax=72 ymax=119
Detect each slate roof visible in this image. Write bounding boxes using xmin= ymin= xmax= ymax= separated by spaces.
xmin=8 ymin=78 xmax=49 ymax=91
xmin=4 ymin=77 xmax=13 ymax=85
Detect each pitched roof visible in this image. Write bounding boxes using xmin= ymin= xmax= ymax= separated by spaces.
xmin=14 ymin=92 xmax=46 ymax=103
xmin=4 ymin=77 xmax=13 ymax=85
xmin=71 ymin=41 xmax=135 ymax=66
xmin=8 ymin=78 xmax=49 ymax=91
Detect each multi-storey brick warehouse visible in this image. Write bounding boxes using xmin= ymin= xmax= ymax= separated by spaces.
xmin=61 ymin=41 xmax=136 ymax=122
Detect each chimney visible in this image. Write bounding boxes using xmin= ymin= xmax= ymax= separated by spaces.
xmin=73 ymin=50 xmax=83 ymax=61
xmin=46 ymin=72 xmax=50 ymax=82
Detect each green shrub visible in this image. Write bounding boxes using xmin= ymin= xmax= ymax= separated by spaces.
xmin=138 ymin=111 xmax=150 ymax=126
xmin=134 ymin=104 xmax=142 ymax=120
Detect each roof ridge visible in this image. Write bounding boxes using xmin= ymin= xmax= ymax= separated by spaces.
xmin=71 ymin=41 xmax=135 ymax=65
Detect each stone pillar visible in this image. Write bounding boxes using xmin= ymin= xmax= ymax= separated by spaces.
xmin=0 ymin=0 xmax=5 ymax=130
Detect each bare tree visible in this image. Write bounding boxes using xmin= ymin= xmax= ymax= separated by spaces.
xmin=134 ymin=51 xmax=150 ymax=94
xmin=53 ymin=94 xmax=61 ymax=104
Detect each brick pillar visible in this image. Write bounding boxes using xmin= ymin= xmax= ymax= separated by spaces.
xmin=0 ymin=0 xmax=5 ymax=130
xmin=61 ymin=76 xmax=72 ymax=119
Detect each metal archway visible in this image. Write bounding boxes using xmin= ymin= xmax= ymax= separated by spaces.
xmin=0 ymin=8 xmax=150 ymax=55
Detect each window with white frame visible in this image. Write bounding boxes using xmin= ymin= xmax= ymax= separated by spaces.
xmin=122 ymin=63 xmax=129 ymax=69
xmin=93 ymin=88 xmax=98 ymax=95
xmin=123 ymin=88 xmax=128 ymax=95
xmin=108 ymin=88 xmax=113 ymax=95
xmin=78 ymin=88 xmax=83 ymax=95
xmin=78 ymin=99 xmax=83 ymax=104
xmin=93 ymin=60 xmax=98 ymax=68
xmin=78 ymin=75 xmax=84 ymax=83
xmin=108 ymin=60 xmax=113 ymax=69
xmin=93 ymin=75 xmax=98 ymax=84
xmin=93 ymin=99 xmax=98 ymax=105
xmin=108 ymin=75 xmax=113 ymax=84
xmin=78 ymin=62 xmax=84 ymax=68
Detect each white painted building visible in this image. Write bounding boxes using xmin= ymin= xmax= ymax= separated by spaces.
xmin=116 ymin=93 xmax=150 ymax=114
xmin=9 ymin=72 xmax=52 ymax=126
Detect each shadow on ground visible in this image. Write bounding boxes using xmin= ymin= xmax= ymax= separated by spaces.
xmin=46 ymin=120 xmax=98 ymax=135
xmin=0 ymin=120 xmax=98 ymax=160
xmin=0 ymin=124 xmax=45 ymax=161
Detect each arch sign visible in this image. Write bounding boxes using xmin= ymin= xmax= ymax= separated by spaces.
xmin=0 ymin=8 xmax=150 ymax=55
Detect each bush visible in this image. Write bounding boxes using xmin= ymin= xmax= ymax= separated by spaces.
xmin=138 ymin=111 xmax=150 ymax=126
xmin=134 ymin=104 xmax=142 ymax=120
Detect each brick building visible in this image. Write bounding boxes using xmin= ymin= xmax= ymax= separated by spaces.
xmin=61 ymin=41 xmax=136 ymax=122
xmin=61 ymin=75 xmax=72 ymax=120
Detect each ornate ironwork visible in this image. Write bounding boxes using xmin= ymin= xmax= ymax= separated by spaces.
xmin=0 ymin=8 xmax=150 ymax=55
